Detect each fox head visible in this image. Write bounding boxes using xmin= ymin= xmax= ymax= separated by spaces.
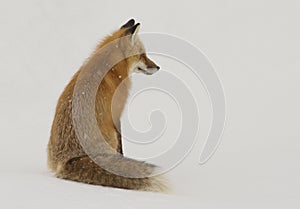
xmin=119 ymin=19 xmax=160 ymax=75
xmin=100 ymin=19 xmax=160 ymax=76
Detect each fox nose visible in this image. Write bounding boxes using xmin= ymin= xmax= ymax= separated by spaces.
xmin=156 ymin=66 xmax=160 ymax=70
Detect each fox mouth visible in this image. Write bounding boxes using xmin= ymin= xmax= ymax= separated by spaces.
xmin=137 ymin=67 xmax=153 ymax=75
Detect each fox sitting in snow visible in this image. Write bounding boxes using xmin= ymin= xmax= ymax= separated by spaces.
xmin=47 ymin=19 xmax=167 ymax=192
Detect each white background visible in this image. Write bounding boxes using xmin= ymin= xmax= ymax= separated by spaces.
xmin=0 ymin=0 xmax=299 ymax=208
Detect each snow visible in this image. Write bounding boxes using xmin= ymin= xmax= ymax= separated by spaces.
xmin=0 ymin=170 xmax=203 ymax=209
xmin=2 ymin=169 xmax=298 ymax=209
xmin=1 ymin=0 xmax=300 ymax=208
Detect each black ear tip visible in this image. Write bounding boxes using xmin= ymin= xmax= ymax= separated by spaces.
xmin=132 ymin=23 xmax=141 ymax=31
xmin=128 ymin=19 xmax=135 ymax=24
xmin=125 ymin=23 xmax=141 ymax=35
xmin=121 ymin=19 xmax=135 ymax=29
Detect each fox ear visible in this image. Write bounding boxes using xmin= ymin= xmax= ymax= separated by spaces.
xmin=125 ymin=23 xmax=140 ymax=44
xmin=120 ymin=19 xmax=135 ymax=29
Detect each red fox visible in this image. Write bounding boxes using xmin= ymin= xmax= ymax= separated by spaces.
xmin=47 ymin=19 xmax=167 ymax=192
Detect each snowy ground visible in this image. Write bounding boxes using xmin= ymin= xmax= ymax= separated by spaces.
xmin=1 ymin=0 xmax=300 ymax=208
xmin=1 ymin=167 xmax=298 ymax=209
xmin=0 ymin=169 xmax=201 ymax=209
xmin=1 ymin=172 xmax=175 ymax=209
xmin=0 ymin=170 xmax=286 ymax=209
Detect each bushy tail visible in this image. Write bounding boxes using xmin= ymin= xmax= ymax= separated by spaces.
xmin=55 ymin=155 xmax=167 ymax=192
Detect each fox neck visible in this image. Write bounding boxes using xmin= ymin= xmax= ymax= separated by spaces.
xmin=99 ymin=59 xmax=132 ymax=122
xmin=111 ymin=60 xmax=131 ymax=83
